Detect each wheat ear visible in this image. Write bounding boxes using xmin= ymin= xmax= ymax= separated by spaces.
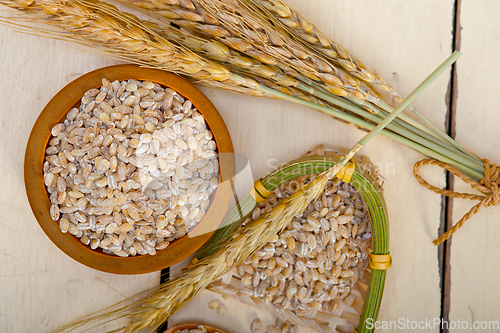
xmin=2 ymin=0 xmax=454 ymax=160
xmin=251 ymin=0 xmax=382 ymax=85
xmin=104 ymin=0 xmax=477 ymax=164
xmin=249 ymin=0 xmax=479 ymax=157
xmin=0 ymin=0 xmax=267 ymax=95
xmin=51 ymin=169 xmax=332 ymax=333
xmin=127 ymin=0 xmax=452 ymax=150
xmin=119 ymin=0 xmax=380 ymax=101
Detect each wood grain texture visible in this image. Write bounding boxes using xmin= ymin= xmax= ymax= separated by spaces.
xmin=0 ymin=0 xmax=455 ymax=332
xmin=449 ymin=0 xmax=500 ymax=331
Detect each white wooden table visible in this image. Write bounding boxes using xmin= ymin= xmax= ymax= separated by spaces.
xmin=0 ymin=0 xmax=498 ymax=332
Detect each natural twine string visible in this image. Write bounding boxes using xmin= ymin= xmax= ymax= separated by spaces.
xmin=413 ymin=158 xmax=500 ymax=245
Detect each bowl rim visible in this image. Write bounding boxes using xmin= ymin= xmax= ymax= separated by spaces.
xmin=24 ymin=64 xmax=235 ymax=274
xmin=162 ymin=323 xmax=227 ymax=333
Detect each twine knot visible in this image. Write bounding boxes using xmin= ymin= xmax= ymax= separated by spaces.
xmin=482 ymin=159 xmax=500 ymax=206
xmin=413 ymin=158 xmax=500 ymax=245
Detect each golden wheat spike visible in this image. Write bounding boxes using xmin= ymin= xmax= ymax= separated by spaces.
xmin=0 ymin=0 xmax=269 ymax=96
xmin=119 ymin=0 xmax=375 ymax=100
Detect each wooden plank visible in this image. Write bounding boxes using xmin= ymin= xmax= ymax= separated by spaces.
xmin=170 ymin=1 xmax=455 ymax=332
xmin=449 ymin=0 xmax=500 ymax=331
xmin=0 ymin=22 xmax=159 ymax=333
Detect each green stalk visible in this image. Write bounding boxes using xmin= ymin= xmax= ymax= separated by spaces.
xmin=371 ymin=95 xmax=479 ymax=161
xmin=295 ymin=82 xmax=483 ymax=173
xmin=299 ymin=74 xmax=458 ymax=152
xmin=294 ymin=72 xmax=483 ymax=172
xmin=299 ymin=79 xmax=482 ymax=169
xmin=363 ymin=95 xmax=453 ymax=145
xmin=354 ymin=95 xmax=469 ymax=154
xmin=259 ymin=84 xmax=482 ymax=179
xmin=367 ymin=101 xmax=482 ymax=166
xmin=351 ymin=52 xmax=462 ymax=153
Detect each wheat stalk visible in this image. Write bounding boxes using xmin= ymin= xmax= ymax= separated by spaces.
xmin=232 ymin=0 xmax=480 ymax=159
xmin=2 ymin=0 xmax=481 ymax=169
xmin=249 ymin=0 xmax=481 ymax=157
xmin=6 ymin=0 xmax=476 ymax=175
xmin=114 ymin=151 xmax=350 ymax=332
xmin=118 ymin=0 xmax=376 ymax=100
xmin=0 ymin=0 xmax=423 ymax=144
xmin=127 ymin=0 xmax=412 ymax=117
xmin=0 ymin=0 xmax=370 ymax=128
xmin=0 ymin=0 xmax=268 ymax=95
xmin=139 ymin=15 xmax=410 ymax=135
xmin=52 ymin=166 xmax=331 ymax=333
xmin=121 ymin=0 xmax=482 ymax=168
xmin=9 ymin=0 xmax=365 ymax=136
xmin=3 ymin=0 xmax=486 ymax=179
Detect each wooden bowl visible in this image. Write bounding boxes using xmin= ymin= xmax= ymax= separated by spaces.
xmin=163 ymin=323 xmax=227 ymax=333
xmin=24 ymin=65 xmax=234 ymax=274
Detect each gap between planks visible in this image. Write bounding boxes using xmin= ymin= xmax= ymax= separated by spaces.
xmin=440 ymin=0 xmax=462 ymax=332
xmin=159 ymin=267 xmax=170 ymax=331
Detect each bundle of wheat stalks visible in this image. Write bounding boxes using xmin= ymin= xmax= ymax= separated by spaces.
xmin=0 ymin=0 xmax=484 ymax=182
xmin=0 ymin=0 xmax=489 ymax=332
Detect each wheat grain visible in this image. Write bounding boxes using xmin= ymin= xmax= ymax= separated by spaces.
xmin=208 ymin=300 xmax=219 ymax=309
xmin=43 ymin=77 xmax=219 ymax=256
xmin=250 ymin=318 xmax=263 ymax=332
xmin=172 ymin=325 xmax=221 ymax=333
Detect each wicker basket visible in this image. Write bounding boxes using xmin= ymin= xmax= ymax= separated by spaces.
xmin=198 ymin=147 xmax=389 ymax=333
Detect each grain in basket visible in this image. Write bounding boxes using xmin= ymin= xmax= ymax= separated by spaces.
xmin=207 ymin=147 xmax=383 ymax=332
